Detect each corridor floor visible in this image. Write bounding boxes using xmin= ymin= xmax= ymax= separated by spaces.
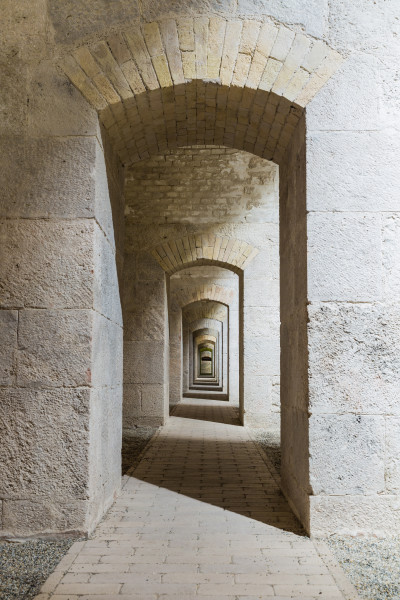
xmin=36 ymin=399 xmax=358 ymax=600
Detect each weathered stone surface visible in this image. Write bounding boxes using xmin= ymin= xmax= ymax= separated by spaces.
xmin=310 ymin=414 xmax=385 ymax=495
xmin=382 ymin=214 xmax=400 ymax=301
xmin=244 ymin=337 xmax=280 ymax=376
xmin=123 ymin=274 xmax=166 ymax=315
xmin=308 ymin=303 xmax=400 ymax=415
xmin=124 ymin=310 xmax=166 ymax=342
xmin=243 ymin=277 xmax=279 ymax=307
xmin=141 ymin=0 xmax=236 ymax=21
xmin=93 ymin=224 xmax=122 ymax=326
xmin=48 ymin=0 xmax=139 ymax=44
xmin=327 ymin=0 xmax=400 ymax=52
xmin=279 ymin=115 xmax=309 ymax=531
xmin=385 ymin=417 xmax=400 ymax=494
xmin=88 ymin=385 xmax=122 ymax=526
xmin=3 ymin=499 xmax=87 ymax=536
xmin=243 ymin=375 xmax=272 ymax=412
xmin=0 ymin=137 xmax=98 ymax=219
xmin=91 ymin=312 xmax=123 ymax=388
xmin=124 ymin=341 xmax=165 ymax=384
xmin=28 ymin=61 xmax=99 ymax=137
xmin=310 ymin=494 xmax=400 ymax=536
xmin=123 ymin=269 xmax=166 ymax=342
xmin=281 ymin=406 xmax=310 ymax=532
xmin=123 ymin=384 xmax=141 ymax=425
xmin=0 ymin=310 xmax=17 ymax=385
xmin=244 ymin=307 xmax=279 ymax=338
xmin=0 ymin=0 xmax=47 ymax=63
xmin=307 ymin=131 xmax=400 ymax=211
xmin=123 ymin=383 xmax=166 ymax=426
xmin=0 ymin=57 xmax=28 ymax=136
xmin=0 ymin=220 xmax=94 ymax=309
xmin=134 ymin=251 xmax=165 ymax=281
xmin=307 ymin=53 xmax=381 ymax=131
xmin=307 ymin=213 xmax=382 ymax=301
xmin=95 ymin=135 xmax=125 ymax=255
xmin=0 ymin=387 xmax=90 ymax=499
xmin=237 ymin=0 xmax=328 ymax=38
xmin=142 ymin=384 xmax=166 ymax=416
xmin=17 ymin=309 xmax=92 ymax=387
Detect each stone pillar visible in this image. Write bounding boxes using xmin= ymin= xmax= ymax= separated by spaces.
xmin=279 ymin=115 xmax=309 ymax=530
xmin=168 ymin=301 xmax=182 ymax=407
xmin=182 ymin=319 xmax=190 ymax=395
xmin=123 ymin=252 xmax=169 ymax=427
xmin=242 ymin=246 xmax=280 ymax=427
xmin=88 ymin=132 xmax=125 ymax=530
xmin=0 ymin=2 xmax=124 ymax=535
xmin=281 ymin=35 xmax=400 ymax=535
xmin=227 ymin=293 xmax=240 ymax=407
xmin=304 ymin=42 xmax=400 ymax=534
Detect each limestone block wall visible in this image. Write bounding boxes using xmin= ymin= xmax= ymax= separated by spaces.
xmin=279 ymin=115 xmax=309 ymax=530
xmin=168 ymin=299 xmax=183 ymax=406
xmin=304 ymin=6 xmax=400 ymax=535
xmin=0 ymin=2 xmax=125 ymax=536
xmin=122 ymin=252 xmax=169 ymax=427
xmin=87 ymin=132 xmax=125 ymax=531
xmin=0 ymin=131 xmax=124 ymax=536
xmin=124 ymin=147 xmax=279 ymax=425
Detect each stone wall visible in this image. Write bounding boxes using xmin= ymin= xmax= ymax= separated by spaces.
xmin=125 ymin=147 xmax=278 ymax=224
xmin=279 ymin=114 xmax=309 ymax=530
xmin=304 ymin=6 xmax=400 ymax=534
xmin=0 ymin=2 xmax=125 ymax=537
xmin=122 ymin=252 xmax=169 ymax=427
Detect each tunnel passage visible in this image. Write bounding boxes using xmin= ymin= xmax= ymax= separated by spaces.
xmin=4 ymin=4 xmax=376 ymax=543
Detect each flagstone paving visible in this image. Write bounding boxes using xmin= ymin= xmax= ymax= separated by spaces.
xmin=35 ymin=399 xmax=359 ymax=599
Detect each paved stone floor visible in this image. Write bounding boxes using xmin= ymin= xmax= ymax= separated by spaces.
xmin=36 ymin=399 xmax=358 ymax=599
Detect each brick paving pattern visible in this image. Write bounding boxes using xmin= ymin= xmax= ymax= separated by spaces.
xmin=36 ymin=399 xmax=356 ymax=599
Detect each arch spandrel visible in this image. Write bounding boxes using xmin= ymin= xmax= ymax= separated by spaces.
xmin=60 ymin=17 xmax=343 ymax=165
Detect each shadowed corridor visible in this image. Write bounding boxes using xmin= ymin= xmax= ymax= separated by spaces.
xmin=37 ymin=399 xmax=355 ymax=598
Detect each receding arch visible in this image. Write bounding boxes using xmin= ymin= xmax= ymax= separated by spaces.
xmin=152 ymin=234 xmax=258 ymax=274
xmin=61 ymin=17 xmax=343 ymax=165
xmin=175 ymin=283 xmax=234 ymax=308
xmin=183 ymin=299 xmax=228 ymax=323
xmin=63 ymin=15 xmax=343 ymax=535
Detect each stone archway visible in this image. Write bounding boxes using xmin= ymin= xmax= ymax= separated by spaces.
xmin=61 ymin=17 xmax=343 ymax=166
xmin=169 ymin=280 xmax=236 ymax=407
xmin=59 ymin=23 xmax=344 ymax=535
xmin=7 ymin=4 xmax=389 ymax=541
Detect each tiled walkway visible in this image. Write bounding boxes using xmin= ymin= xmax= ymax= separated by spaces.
xmin=36 ymin=399 xmax=358 ymax=599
